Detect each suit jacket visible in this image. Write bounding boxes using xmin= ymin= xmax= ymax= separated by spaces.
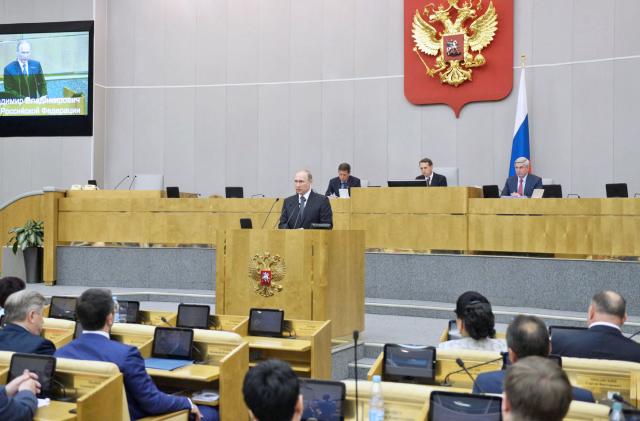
xmin=0 ymin=387 xmax=37 ymax=421
xmin=325 ymin=175 xmax=361 ymax=196
xmin=474 ymin=369 xmax=595 ymax=402
xmin=3 ymin=60 xmax=47 ymax=98
xmin=278 ymin=190 xmax=333 ymax=229
xmin=551 ymin=325 xmax=640 ymax=363
xmin=0 ymin=323 xmax=55 ymax=355
xmin=501 ymin=174 xmax=543 ymax=197
xmin=415 ymin=173 xmax=447 ymax=186
xmin=55 ymin=334 xmax=191 ymax=421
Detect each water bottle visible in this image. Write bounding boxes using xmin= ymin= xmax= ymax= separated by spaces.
xmin=113 ymin=295 xmax=120 ymax=323
xmin=369 ymin=375 xmax=385 ymax=421
xmin=610 ymin=402 xmax=625 ymax=421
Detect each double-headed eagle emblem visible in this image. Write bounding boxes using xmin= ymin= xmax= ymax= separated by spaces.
xmin=248 ymin=252 xmax=286 ymax=297
xmin=412 ymin=0 xmax=498 ymax=86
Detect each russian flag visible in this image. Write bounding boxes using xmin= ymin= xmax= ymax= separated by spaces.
xmin=508 ymin=67 xmax=530 ymax=177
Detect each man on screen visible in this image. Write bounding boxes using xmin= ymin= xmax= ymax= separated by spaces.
xmin=3 ymin=40 xmax=47 ymax=99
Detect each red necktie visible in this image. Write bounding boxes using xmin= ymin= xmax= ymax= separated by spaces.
xmin=517 ymin=178 xmax=524 ymax=196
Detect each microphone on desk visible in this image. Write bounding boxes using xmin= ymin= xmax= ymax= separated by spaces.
xmin=612 ymin=393 xmax=636 ymax=409
xmin=113 ymin=175 xmax=129 ymax=190
xmin=456 ymin=358 xmax=484 ymax=394
xmin=352 ymin=330 xmax=360 ymax=421
xmin=275 ymin=200 xmax=297 ymax=229
xmin=127 ymin=175 xmax=137 ymax=190
xmin=261 ymin=198 xmax=280 ymax=229
xmin=441 ymin=356 xmax=503 ymax=388
xmin=160 ymin=316 xmax=173 ymax=327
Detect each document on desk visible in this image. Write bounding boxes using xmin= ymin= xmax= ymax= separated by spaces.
xmin=145 ymin=358 xmax=193 ymax=371
xmin=38 ymin=398 xmax=51 ymax=408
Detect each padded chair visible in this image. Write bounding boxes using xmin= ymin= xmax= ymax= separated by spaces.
xmin=433 ymin=167 xmax=459 ymax=186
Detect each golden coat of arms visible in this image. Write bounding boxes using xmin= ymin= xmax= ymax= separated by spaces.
xmin=248 ymin=252 xmax=286 ymax=297
xmin=412 ymin=0 xmax=498 ymax=86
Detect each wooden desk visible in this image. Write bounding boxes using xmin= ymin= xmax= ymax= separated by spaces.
xmin=36 ymin=401 xmax=77 ymax=421
xmin=146 ymin=364 xmax=219 ymax=382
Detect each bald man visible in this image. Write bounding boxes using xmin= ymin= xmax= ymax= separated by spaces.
xmin=279 ymin=170 xmax=333 ymax=229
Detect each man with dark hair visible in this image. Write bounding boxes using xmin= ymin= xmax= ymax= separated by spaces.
xmin=415 ymin=157 xmax=447 ymax=186
xmin=474 ymin=315 xmax=594 ymax=402
xmin=502 ymin=356 xmax=572 ymax=421
xmin=325 ymin=162 xmax=361 ymax=197
xmin=0 ymin=276 xmax=26 ymax=312
xmin=551 ymin=290 xmax=640 ymax=363
xmin=55 ymin=288 xmax=216 ymax=421
xmin=0 ymin=290 xmax=55 ymax=355
xmin=243 ymin=359 xmax=302 ymax=421
xmin=279 ymin=170 xmax=333 ymax=229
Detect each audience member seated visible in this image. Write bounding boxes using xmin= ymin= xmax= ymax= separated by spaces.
xmin=438 ymin=291 xmax=506 ymax=352
xmin=474 ymin=315 xmax=594 ymax=402
xmin=0 ymin=276 xmax=26 ymax=316
xmin=551 ymin=290 xmax=640 ymax=363
xmin=243 ymin=359 xmax=303 ymax=421
xmin=55 ymin=288 xmax=217 ymax=421
xmin=0 ymin=290 xmax=55 ymax=355
xmin=502 ymin=356 xmax=572 ymax=421
xmin=0 ymin=369 xmax=40 ymax=421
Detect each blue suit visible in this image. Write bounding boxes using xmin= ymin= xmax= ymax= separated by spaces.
xmin=55 ymin=334 xmax=217 ymax=421
xmin=551 ymin=325 xmax=640 ymax=363
xmin=474 ymin=369 xmax=595 ymax=402
xmin=0 ymin=323 xmax=55 ymax=355
xmin=501 ymin=174 xmax=543 ymax=197
xmin=0 ymin=386 xmax=37 ymax=421
xmin=3 ymin=60 xmax=47 ymax=98
xmin=325 ymin=175 xmax=361 ymax=196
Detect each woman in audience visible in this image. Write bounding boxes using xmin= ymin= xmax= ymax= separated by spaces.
xmin=0 ymin=277 xmax=26 ymax=317
xmin=438 ymin=291 xmax=507 ymax=352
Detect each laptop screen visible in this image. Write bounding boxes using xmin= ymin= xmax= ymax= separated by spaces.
xmin=249 ymin=308 xmax=284 ymax=337
xmin=300 ymin=379 xmax=345 ymax=421
xmin=152 ymin=327 xmax=193 ymax=360
xmin=177 ymin=304 xmax=210 ymax=330
xmin=117 ymin=300 xmax=140 ymax=323
xmin=9 ymin=353 xmax=56 ymax=398
xmin=428 ymin=391 xmax=502 ymax=421
xmin=383 ymin=344 xmax=436 ymax=384
xmin=49 ymin=296 xmax=77 ymax=320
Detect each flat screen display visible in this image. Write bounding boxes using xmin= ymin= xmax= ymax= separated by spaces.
xmin=49 ymin=296 xmax=77 ymax=320
xmin=300 ymin=379 xmax=345 ymax=421
xmin=152 ymin=327 xmax=193 ymax=360
xmin=249 ymin=308 xmax=284 ymax=337
xmin=118 ymin=300 xmax=140 ymax=323
xmin=383 ymin=344 xmax=436 ymax=384
xmin=9 ymin=353 xmax=56 ymax=398
xmin=177 ymin=304 xmax=210 ymax=330
xmin=0 ymin=20 xmax=93 ymax=136
xmin=428 ymin=391 xmax=502 ymax=421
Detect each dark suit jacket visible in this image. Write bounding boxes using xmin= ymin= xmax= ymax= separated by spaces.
xmin=551 ymin=325 xmax=640 ymax=363
xmin=325 ymin=175 xmax=361 ymax=196
xmin=474 ymin=369 xmax=594 ymax=402
xmin=0 ymin=323 xmax=55 ymax=355
xmin=501 ymin=174 xmax=543 ymax=197
xmin=55 ymin=334 xmax=192 ymax=421
xmin=0 ymin=387 xmax=37 ymax=421
xmin=278 ymin=190 xmax=333 ymax=229
xmin=415 ymin=173 xmax=447 ymax=186
xmin=3 ymin=60 xmax=47 ymax=98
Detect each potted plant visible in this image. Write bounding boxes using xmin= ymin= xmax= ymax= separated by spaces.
xmin=8 ymin=219 xmax=44 ymax=283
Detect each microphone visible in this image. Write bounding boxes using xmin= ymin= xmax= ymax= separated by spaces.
xmin=127 ymin=175 xmax=137 ymax=190
xmin=612 ymin=393 xmax=636 ymax=408
xmin=251 ymin=194 xmax=266 ymax=198
xmin=261 ymin=198 xmax=280 ymax=229
xmin=277 ymin=200 xmax=298 ymax=229
xmin=160 ymin=316 xmax=173 ymax=327
xmin=353 ymin=330 xmax=359 ymax=421
xmin=113 ymin=175 xmax=129 ymax=190
xmin=441 ymin=356 xmax=503 ymax=387
xmin=291 ymin=199 xmax=304 ymax=229
xmin=456 ymin=358 xmax=484 ymax=393
xmin=628 ymin=330 xmax=640 ymax=340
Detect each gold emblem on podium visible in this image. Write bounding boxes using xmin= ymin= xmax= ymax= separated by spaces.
xmin=412 ymin=0 xmax=498 ymax=86
xmin=249 ymin=253 xmax=286 ymax=297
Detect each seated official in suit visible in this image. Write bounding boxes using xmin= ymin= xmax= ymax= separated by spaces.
xmin=415 ymin=157 xmax=447 ymax=186
xmin=0 ymin=369 xmax=40 ymax=421
xmin=551 ymin=290 xmax=640 ymax=363
xmin=243 ymin=359 xmax=303 ymax=421
xmin=55 ymin=288 xmax=216 ymax=421
xmin=503 ymin=357 xmax=572 ymax=421
xmin=501 ymin=156 xmax=543 ymax=197
xmin=325 ymin=162 xmax=361 ymax=197
xmin=0 ymin=276 xmax=26 ymax=317
xmin=0 ymin=290 xmax=55 ymax=355
xmin=474 ymin=315 xmax=594 ymax=402
xmin=279 ymin=169 xmax=333 ymax=229
xmin=438 ymin=291 xmax=506 ymax=352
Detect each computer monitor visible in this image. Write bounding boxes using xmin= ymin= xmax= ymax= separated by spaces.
xmin=73 ymin=322 xmax=84 ymax=339
xmin=383 ymin=344 xmax=436 ymax=385
xmin=166 ymin=186 xmax=180 ymax=198
xmin=151 ymin=327 xmax=193 ymax=360
xmin=176 ymin=304 xmax=210 ymax=330
xmin=87 ymin=179 xmax=97 ymax=186
xmin=248 ymin=308 xmax=284 ymax=337
xmin=225 ymin=186 xmax=244 ymax=198
xmin=49 ymin=296 xmax=77 ymax=320
xmin=623 ymin=409 xmax=640 ymax=421
xmin=542 ymin=184 xmax=563 ymax=198
xmin=117 ymin=300 xmax=140 ymax=323
xmin=300 ymin=379 xmax=345 ymax=421
xmin=428 ymin=391 xmax=502 ymax=421
xmin=240 ymin=218 xmax=253 ymax=229
xmin=482 ymin=185 xmax=500 ymax=198
xmin=447 ymin=319 xmax=462 ymax=340
xmin=9 ymin=353 xmax=56 ymax=398
xmin=606 ymin=183 xmax=628 ymax=198
xmin=387 ymin=180 xmax=428 ymax=187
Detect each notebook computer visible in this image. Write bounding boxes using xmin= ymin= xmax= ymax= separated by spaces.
xmin=225 ymin=186 xmax=244 ymax=198
xmin=49 ymin=296 xmax=78 ymax=321
xmin=606 ymin=183 xmax=628 ymax=198
xmin=300 ymin=379 xmax=345 ymax=421
xmin=387 ymin=180 xmax=428 ymax=187
xmin=383 ymin=344 xmax=436 ymax=385
xmin=542 ymin=184 xmax=563 ymax=198
xmin=176 ymin=304 xmax=210 ymax=330
xmin=428 ymin=391 xmax=502 ymax=421
xmin=249 ymin=308 xmax=285 ymax=337
xmin=145 ymin=327 xmax=194 ymax=371
xmin=482 ymin=185 xmax=500 ymax=198
xmin=9 ymin=353 xmax=56 ymax=398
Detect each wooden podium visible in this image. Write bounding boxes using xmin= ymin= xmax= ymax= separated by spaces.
xmin=216 ymin=229 xmax=365 ymax=338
